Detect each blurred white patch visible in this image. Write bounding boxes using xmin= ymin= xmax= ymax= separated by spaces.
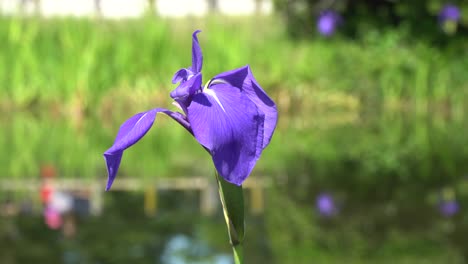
xmin=49 ymin=191 xmax=73 ymax=214
xmin=100 ymin=0 xmax=148 ymax=19
xmin=40 ymin=0 xmax=95 ymax=17
xmin=260 ymin=0 xmax=273 ymax=14
xmin=156 ymin=0 xmax=208 ymax=17
xmin=0 ymin=0 xmax=273 ymax=17
xmin=218 ymin=0 xmax=255 ymax=15
xmin=1 ymin=0 xmax=36 ymax=15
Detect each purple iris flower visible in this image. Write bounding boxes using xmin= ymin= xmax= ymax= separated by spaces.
xmin=316 ymin=193 xmax=337 ymax=217
xmin=439 ymin=4 xmax=461 ymax=22
xmin=317 ymin=10 xmax=341 ymax=37
xmin=438 ymin=199 xmax=459 ymax=217
xmin=103 ymin=30 xmax=278 ymax=190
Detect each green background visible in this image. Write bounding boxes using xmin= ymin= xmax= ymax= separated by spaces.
xmin=1 ymin=1 xmax=468 ymax=263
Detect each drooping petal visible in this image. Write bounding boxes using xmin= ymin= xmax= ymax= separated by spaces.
xmin=191 ymin=30 xmax=203 ymax=73
xmin=104 ymin=108 xmax=192 ymax=191
xmin=213 ymin=65 xmax=277 ymax=149
xmin=187 ymin=83 xmax=265 ymax=185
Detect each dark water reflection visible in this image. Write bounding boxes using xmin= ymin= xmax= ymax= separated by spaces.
xmin=1 ymin=105 xmax=468 ymax=263
xmin=0 ymin=191 xmax=271 ymax=264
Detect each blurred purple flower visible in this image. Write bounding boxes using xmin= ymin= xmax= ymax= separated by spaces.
xmin=103 ymin=30 xmax=278 ymax=189
xmin=439 ymin=4 xmax=461 ymax=34
xmin=317 ymin=10 xmax=342 ymax=37
xmin=316 ymin=193 xmax=337 ymax=217
xmin=439 ymin=4 xmax=461 ymax=22
xmin=438 ymin=199 xmax=459 ymax=217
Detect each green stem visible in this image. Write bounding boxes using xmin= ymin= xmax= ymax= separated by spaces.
xmin=232 ymin=244 xmax=244 ymax=264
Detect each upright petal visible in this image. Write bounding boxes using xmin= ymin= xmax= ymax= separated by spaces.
xmin=171 ymin=30 xmax=202 ymax=85
xmin=213 ymin=66 xmax=277 ymax=149
xmin=104 ymin=108 xmax=192 ymax=191
xmin=191 ymin=30 xmax=203 ymax=73
xmin=187 ymin=83 xmax=265 ymax=185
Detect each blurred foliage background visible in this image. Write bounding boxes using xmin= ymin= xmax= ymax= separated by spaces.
xmin=275 ymin=0 xmax=468 ymax=41
xmin=1 ymin=0 xmax=468 ymax=263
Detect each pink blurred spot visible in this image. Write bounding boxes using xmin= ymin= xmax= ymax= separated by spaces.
xmin=44 ymin=206 xmax=63 ymax=230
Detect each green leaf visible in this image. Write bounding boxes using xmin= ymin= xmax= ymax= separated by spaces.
xmin=215 ymin=171 xmax=245 ymax=246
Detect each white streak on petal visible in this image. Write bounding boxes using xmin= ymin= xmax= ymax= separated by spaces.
xmin=209 ymin=79 xmax=228 ymax=86
xmin=204 ymin=88 xmax=226 ymax=113
xmin=203 ymin=78 xmax=227 ymax=90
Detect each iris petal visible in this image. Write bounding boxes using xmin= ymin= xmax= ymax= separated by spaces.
xmin=104 ymin=108 xmax=192 ymax=191
xmin=170 ymin=72 xmax=202 ymax=100
xmin=213 ymin=65 xmax=278 ymax=149
xmin=187 ymin=83 xmax=265 ymax=185
xmin=171 ymin=68 xmax=193 ymax=84
xmin=171 ymin=30 xmax=203 ymax=85
xmin=191 ymin=30 xmax=203 ymax=73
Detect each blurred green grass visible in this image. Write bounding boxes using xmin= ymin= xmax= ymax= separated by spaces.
xmin=0 ymin=14 xmax=468 ymax=263
xmin=1 ymin=15 xmax=467 ymax=109
xmin=0 ymin=15 xmax=467 ymax=180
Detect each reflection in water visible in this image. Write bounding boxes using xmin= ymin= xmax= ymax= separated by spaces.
xmin=1 ymin=106 xmax=468 ymax=262
xmin=161 ymin=234 xmax=232 ymax=264
xmin=0 ymin=191 xmax=260 ymax=263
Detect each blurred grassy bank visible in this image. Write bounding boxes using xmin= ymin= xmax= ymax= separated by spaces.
xmin=1 ymin=16 xmax=467 ymax=111
xmin=1 ymin=15 xmax=467 ymax=179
